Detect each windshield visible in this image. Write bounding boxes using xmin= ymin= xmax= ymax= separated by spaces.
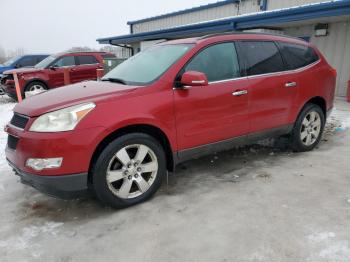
xmin=35 ymin=55 xmax=57 ymax=69
xmin=3 ymin=56 xmax=20 ymax=66
xmin=102 ymin=44 xmax=193 ymax=85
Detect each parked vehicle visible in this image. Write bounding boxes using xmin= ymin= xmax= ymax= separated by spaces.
xmin=5 ymin=33 xmax=336 ymax=208
xmin=1 ymin=51 xmax=115 ymax=99
xmin=0 ymin=54 xmax=49 ymax=76
xmin=0 ymin=54 xmax=49 ymax=95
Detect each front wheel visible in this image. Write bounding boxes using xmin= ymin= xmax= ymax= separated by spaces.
xmin=92 ymin=133 xmax=166 ymax=208
xmin=290 ymin=103 xmax=325 ymax=152
xmin=24 ymin=81 xmax=48 ymax=98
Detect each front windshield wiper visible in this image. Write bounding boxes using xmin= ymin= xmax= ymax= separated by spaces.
xmin=102 ymin=77 xmax=127 ymax=85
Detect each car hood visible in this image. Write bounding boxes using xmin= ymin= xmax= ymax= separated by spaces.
xmin=14 ymin=81 xmax=140 ymax=117
xmin=3 ymin=67 xmax=41 ymax=75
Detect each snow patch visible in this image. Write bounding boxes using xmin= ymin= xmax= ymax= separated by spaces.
xmin=0 ymin=222 xmax=64 ymax=258
xmin=308 ymin=232 xmax=335 ymax=243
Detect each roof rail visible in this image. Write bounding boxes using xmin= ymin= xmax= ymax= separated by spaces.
xmin=198 ymin=31 xmax=305 ymax=42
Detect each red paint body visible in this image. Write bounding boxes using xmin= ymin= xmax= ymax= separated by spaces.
xmin=5 ymin=34 xmax=336 ymax=178
xmin=2 ymin=52 xmax=112 ymax=98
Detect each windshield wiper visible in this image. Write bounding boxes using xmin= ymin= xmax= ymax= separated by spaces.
xmin=102 ymin=77 xmax=127 ymax=85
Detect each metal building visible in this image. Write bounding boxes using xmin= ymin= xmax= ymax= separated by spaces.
xmin=97 ymin=0 xmax=350 ymax=97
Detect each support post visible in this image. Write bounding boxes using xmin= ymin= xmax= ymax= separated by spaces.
xmin=13 ymin=72 xmax=23 ymax=102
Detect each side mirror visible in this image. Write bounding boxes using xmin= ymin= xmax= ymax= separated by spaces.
xmin=180 ymin=71 xmax=208 ymax=87
xmin=49 ymin=65 xmax=57 ymax=70
xmin=14 ymin=64 xmax=21 ymax=68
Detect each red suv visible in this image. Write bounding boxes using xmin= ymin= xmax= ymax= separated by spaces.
xmin=5 ymin=33 xmax=336 ymax=208
xmin=1 ymin=51 xmax=115 ymax=99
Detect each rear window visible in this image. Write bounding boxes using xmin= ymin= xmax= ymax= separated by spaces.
xmin=278 ymin=42 xmax=319 ymax=70
xmin=237 ymin=41 xmax=285 ymax=76
xmin=77 ymin=55 xmax=99 ymax=65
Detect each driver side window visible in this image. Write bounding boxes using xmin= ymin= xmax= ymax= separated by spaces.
xmin=53 ymin=56 xmax=76 ymax=67
xmin=184 ymin=42 xmax=240 ymax=82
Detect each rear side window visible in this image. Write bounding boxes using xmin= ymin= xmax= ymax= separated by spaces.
xmin=17 ymin=56 xmax=37 ymax=67
xmin=77 ymin=55 xmax=99 ymax=65
xmin=278 ymin=42 xmax=319 ymax=70
xmin=237 ymin=41 xmax=285 ymax=76
xmin=184 ymin=42 xmax=240 ymax=82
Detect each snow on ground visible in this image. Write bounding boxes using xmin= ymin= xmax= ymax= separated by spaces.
xmin=0 ymin=95 xmax=350 ymax=262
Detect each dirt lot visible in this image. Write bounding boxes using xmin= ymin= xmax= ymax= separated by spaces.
xmin=0 ymin=95 xmax=349 ymax=262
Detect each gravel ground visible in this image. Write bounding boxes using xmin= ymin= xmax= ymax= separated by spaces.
xmin=0 ymin=95 xmax=349 ymax=262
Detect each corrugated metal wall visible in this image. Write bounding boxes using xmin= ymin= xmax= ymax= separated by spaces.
xmin=132 ymin=0 xmax=261 ymax=33
xmin=284 ymin=21 xmax=350 ymax=96
xmin=267 ymin=0 xmax=330 ymax=10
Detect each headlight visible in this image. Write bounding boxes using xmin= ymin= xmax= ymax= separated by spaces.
xmin=29 ymin=102 xmax=95 ymax=132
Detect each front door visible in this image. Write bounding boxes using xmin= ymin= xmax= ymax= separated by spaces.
xmin=174 ymin=42 xmax=250 ymax=151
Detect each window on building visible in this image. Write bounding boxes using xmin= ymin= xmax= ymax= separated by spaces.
xmin=184 ymin=42 xmax=240 ymax=82
xmin=77 ymin=55 xmax=99 ymax=65
xmin=237 ymin=41 xmax=285 ymax=76
xmin=53 ymin=56 xmax=76 ymax=67
xmin=278 ymin=42 xmax=319 ymax=70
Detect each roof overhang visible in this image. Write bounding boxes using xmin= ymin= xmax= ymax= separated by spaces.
xmin=97 ymin=0 xmax=350 ymax=45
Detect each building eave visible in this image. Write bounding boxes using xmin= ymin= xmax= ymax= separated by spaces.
xmin=97 ymin=0 xmax=350 ymax=45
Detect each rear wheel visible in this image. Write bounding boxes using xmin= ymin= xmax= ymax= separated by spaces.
xmin=290 ymin=103 xmax=325 ymax=152
xmin=92 ymin=133 xmax=166 ymax=208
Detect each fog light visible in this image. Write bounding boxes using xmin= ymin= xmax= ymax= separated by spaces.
xmin=26 ymin=158 xmax=63 ymax=171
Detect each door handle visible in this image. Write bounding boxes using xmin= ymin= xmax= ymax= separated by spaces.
xmin=285 ymin=82 xmax=297 ymax=87
xmin=232 ymin=90 xmax=248 ymax=96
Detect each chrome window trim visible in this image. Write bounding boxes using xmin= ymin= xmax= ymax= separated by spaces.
xmin=208 ymin=59 xmax=320 ymax=84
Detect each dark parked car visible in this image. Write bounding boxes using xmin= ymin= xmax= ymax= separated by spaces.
xmin=5 ymin=33 xmax=336 ymax=208
xmin=0 ymin=54 xmax=49 ymax=75
xmin=0 ymin=54 xmax=49 ymax=95
xmin=1 ymin=51 xmax=115 ymax=99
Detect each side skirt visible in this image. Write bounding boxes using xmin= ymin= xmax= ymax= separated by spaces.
xmin=174 ymin=124 xmax=293 ymax=165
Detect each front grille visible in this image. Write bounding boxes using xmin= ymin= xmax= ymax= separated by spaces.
xmin=10 ymin=114 xmax=29 ymax=129
xmin=7 ymin=135 xmax=19 ymax=150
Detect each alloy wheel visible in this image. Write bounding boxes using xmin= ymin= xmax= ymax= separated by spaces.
xmin=300 ymin=111 xmax=322 ymax=146
xmin=106 ymin=144 xmax=158 ymax=199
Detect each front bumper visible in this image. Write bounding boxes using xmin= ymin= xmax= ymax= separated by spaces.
xmin=8 ymin=160 xmax=90 ymax=199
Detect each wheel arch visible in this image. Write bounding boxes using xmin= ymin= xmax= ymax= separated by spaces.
xmin=24 ymin=79 xmax=49 ymax=92
xmin=88 ymin=124 xmax=175 ymax=184
xmin=296 ymin=96 xmax=327 ymax=122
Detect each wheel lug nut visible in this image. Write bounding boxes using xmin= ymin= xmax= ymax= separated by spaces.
xmin=127 ymin=164 xmax=132 ymax=168
xmin=128 ymin=175 xmax=132 ymax=180
xmin=137 ymin=167 xmax=142 ymax=172
xmin=134 ymin=174 xmax=138 ymax=178
xmin=124 ymin=170 xmax=129 ymax=174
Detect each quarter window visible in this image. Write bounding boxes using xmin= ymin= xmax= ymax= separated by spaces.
xmin=237 ymin=41 xmax=285 ymax=76
xmin=278 ymin=42 xmax=319 ymax=70
xmin=184 ymin=42 xmax=240 ymax=82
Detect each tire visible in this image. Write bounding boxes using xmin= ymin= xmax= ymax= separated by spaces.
xmin=92 ymin=133 xmax=166 ymax=208
xmin=24 ymin=81 xmax=48 ymax=98
xmin=290 ymin=103 xmax=325 ymax=152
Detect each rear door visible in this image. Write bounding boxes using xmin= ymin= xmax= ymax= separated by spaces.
xmin=174 ymin=42 xmax=250 ymax=151
xmin=72 ymin=55 xmax=101 ymax=83
xmin=236 ymin=41 xmax=298 ymax=133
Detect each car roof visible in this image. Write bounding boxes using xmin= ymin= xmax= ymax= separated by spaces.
xmin=161 ymin=32 xmax=310 ymax=47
